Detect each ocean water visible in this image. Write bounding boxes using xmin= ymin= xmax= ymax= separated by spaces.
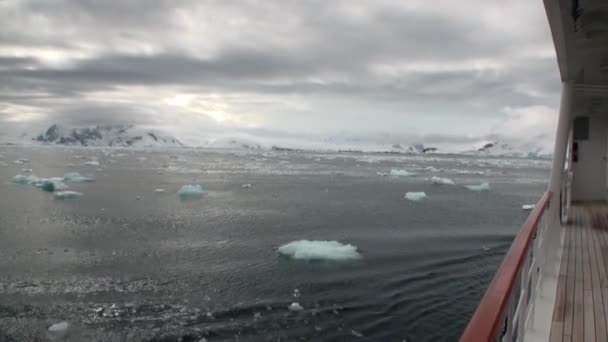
xmin=0 ymin=146 xmax=549 ymax=341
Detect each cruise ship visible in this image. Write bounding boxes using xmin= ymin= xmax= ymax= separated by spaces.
xmin=461 ymin=1 xmax=608 ymax=341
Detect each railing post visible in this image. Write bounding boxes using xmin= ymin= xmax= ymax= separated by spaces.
xmin=548 ymin=81 xmax=574 ymax=211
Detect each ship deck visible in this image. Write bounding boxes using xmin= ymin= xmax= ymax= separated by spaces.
xmin=550 ymin=204 xmax=608 ymax=342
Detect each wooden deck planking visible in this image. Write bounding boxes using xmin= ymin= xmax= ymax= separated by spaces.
xmin=550 ymin=205 xmax=608 ymax=342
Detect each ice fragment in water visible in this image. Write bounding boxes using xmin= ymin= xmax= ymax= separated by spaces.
xmin=288 ymin=302 xmax=304 ymax=312
xmin=154 ymin=188 xmax=165 ymax=193
xmin=54 ymin=191 xmax=82 ymax=199
xmin=389 ymin=169 xmax=415 ymax=177
xmin=177 ymin=184 xmax=205 ymax=197
xmin=404 ymin=192 xmax=427 ymax=201
xmin=48 ymin=321 xmax=69 ymax=339
xmin=39 ymin=180 xmax=56 ymax=192
xmin=11 ymin=174 xmax=31 ymax=184
xmin=522 ymin=204 xmax=535 ymax=210
xmin=351 ymin=329 xmax=364 ymax=337
xmin=278 ymin=240 xmax=362 ymax=261
xmin=48 ymin=321 xmax=69 ymax=332
xmin=431 ymin=176 xmax=454 ymax=185
xmin=84 ymin=160 xmax=100 ymax=166
xmin=241 ymin=183 xmax=252 ymax=188
xmin=465 ymin=182 xmax=490 ymax=191
xmin=63 ymin=172 xmax=93 ymax=182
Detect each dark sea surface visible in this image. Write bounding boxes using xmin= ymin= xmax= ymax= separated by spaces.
xmin=0 ymin=145 xmax=549 ymax=342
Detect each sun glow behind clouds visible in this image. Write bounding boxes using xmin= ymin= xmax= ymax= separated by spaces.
xmin=164 ymin=93 xmax=242 ymax=124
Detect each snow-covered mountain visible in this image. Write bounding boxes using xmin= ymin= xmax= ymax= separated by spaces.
xmin=23 ymin=124 xmax=551 ymax=158
xmin=462 ymin=141 xmax=552 ymax=159
xmin=33 ymin=124 xmax=183 ymax=147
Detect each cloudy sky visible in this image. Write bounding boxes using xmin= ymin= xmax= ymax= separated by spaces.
xmin=0 ymin=0 xmax=561 ymax=148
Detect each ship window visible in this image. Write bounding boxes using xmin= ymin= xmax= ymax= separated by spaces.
xmin=573 ymin=117 xmax=589 ymax=140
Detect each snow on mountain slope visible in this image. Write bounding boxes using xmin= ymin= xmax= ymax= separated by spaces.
xmin=33 ymin=124 xmax=183 ymax=147
xmin=462 ymin=141 xmax=552 ymax=159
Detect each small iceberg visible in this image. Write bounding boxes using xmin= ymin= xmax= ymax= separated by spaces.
xmin=465 ymin=182 xmax=490 ymax=191
xmin=241 ymin=183 xmax=252 ymax=189
xmin=522 ymin=204 xmax=535 ymax=210
xmin=278 ymin=240 xmax=362 ymax=261
xmin=177 ymin=184 xmax=205 ymax=197
xmin=54 ymin=191 xmax=82 ymax=199
xmin=12 ymin=174 xmax=33 ymax=184
xmin=404 ymin=192 xmax=427 ymax=201
xmin=288 ymin=302 xmax=304 ymax=312
xmin=154 ymin=188 xmax=165 ymax=193
xmin=431 ymin=176 xmax=454 ymax=185
xmin=63 ymin=172 xmax=93 ymax=182
xmin=84 ymin=160 xmax=100 ymax=166
xmin=390 ymin=169 xmax=416 ymax=177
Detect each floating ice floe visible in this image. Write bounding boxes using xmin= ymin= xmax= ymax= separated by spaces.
xmin=351 ymin=329 xmax=364 ymax=338
xmin=278 ymin=240 xmax=362 ymax=261
xmin=288 ymin=302 xmax=304 ymax=312
xmin=12 ymin=174 xmax=67 ymax=192
xmin=63 ymin=172 xmax=94 ymax=182
xmin=177 ymin=184 xmax=205 ymax=197
xmin=404 ymin=192 xmax=427 ymax=201
xmin=465 ymin=182 xmax=490 ymax=191
xmin=12 ymin=174 xmax=34 ymax=184
xmin=84 ymin=160 xmax=100 ymax=166
xmin=390 ymin=169 xmax=416 ymax=177
xmin=154 ymin=188 xmax=165 ymax=193
xmin=241 ymin=183 xmax=252 ymax=189
xmin=522 ymin=204 xmax=535 ymax=210
xmin=13 ymin=158 xmax=29 ymax=165
xmin=21 ymin=168 xmax=33 ymax=173
xmin=424 ymin=166 xmax=442 ymax=173
xmin=54 ymin=191 xmax=83 ymax=199
xmin=431 ymin=176 xmax=454 ymax=185
xmin=48 ymin=321 xmax=69 ymax=332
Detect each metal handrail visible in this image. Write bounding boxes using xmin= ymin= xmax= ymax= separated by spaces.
xmin=460 ymin=191 xmax=552 ymax=342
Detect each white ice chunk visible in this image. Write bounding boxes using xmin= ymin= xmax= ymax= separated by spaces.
xmin=522 ymin=204 xmax=535 ymax=210
xmin=288 ymin=302 xmax=304 ymax=312
xmin=177 ymin=184 xmax=205 ymax=197
xmin=424 ymin=166 xmax=442 ymax=173
xmin=351 ymin=329 xmax=364 ymax=337
xmin=21 ymin=168 xmax=33 ymax=173
xmin=376 ymin=171 xmax=389 ymax=177
xmin=431 ymin=176 xmax=454 ymax=185
xmin=154 ymin=188 xmax=165 ymax=193
xmin=404 ymin=192 xmax=427 ymax=201
xmin=84 ymin=160 xmax=100 ymax=166
xmin=278 ymin=240 xmax=362 ymax=261
xmin=13 ymin=158 xmax=29 ymax=165
xmin=54 ymin=191 xmax=82 ymax=199
xmin=48 ymin=321 xmax=69 ymax=332
xmin=389 ymin=169 xmax=416 ymax=177
xmin=11 ymin=174 xmax=33 ymax=184
xmin=241 ymin=183 xmax=252 ymax=189
xmin=63 ymin=172 xmax=93 ymax=182
xmin=465 ymin=182 xmax=490 ymax=191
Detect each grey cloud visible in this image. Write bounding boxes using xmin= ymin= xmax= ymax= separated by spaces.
xmin=0 ymin=0 xmax=560 ymax=141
